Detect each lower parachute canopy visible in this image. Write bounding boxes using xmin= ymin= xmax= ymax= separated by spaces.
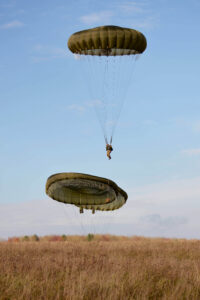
xmin=46 ymin=173 xmax=127 ymax=213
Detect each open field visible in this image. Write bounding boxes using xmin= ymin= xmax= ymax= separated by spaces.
xmin=1 ymin=235 xmax=200 ymax=299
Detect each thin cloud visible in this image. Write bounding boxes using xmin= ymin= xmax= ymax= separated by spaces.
xmin=140 ymin=214 xmax=187 ymax=228
xmin=173 ymin=118 xmax=200 ymax=133
xmin=67 ymin=100 xmax=101 ymax=113
xmin=143 ymin=119 xmax=158 ymax=126
xmin=17 ymin=9 xmax=25 ymax=14
xmin=0 ymin=20 xmax=24 ymax=29
xmin=80 ymin=3 xmax=157 ymax=30
xmin=182 ymin=149 xmax=200 ymax=156
xmin=1 ymin=176 xmax=200 ymax=239
xmin=10 ymin=9 xmax=25 ymax=16
xmin=80 ymin=11 xmax=113 ymax=25
xmin=34 ymin=44 xmax=66 ymax=56
xmin=32 ymin=44 xmax=67 ymax=62
xmin=0 ymin=199 xmax=129 ymax=238
xmin=119 ymin=2 xmax=146 ymax=14
xmin=0 ymin=2 xmax=15 ymax=8
xmin=86 ymin=99 xmax=104 ymax=107
xmin=130 ymin=176 xmax=200 ymax=207
xmin=193 ymin=120 xmax=200 ymax=132
xmin=131 ymin=16 xmax=157 ymax=29
xmin=67 ymin=104 xmax=85 ymax=113
xmin=118 ymin=1 xmax=157 ymax=29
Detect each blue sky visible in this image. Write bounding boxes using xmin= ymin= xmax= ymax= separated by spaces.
xmin=0 ymin=0 xmax=200 ymax=238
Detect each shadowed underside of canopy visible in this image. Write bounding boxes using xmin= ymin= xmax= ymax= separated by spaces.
xmin=46 ymin=173 xmax=128 ymax=213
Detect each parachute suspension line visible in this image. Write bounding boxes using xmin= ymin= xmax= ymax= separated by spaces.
xmin=72 ymin=204 xmax=86 ymax=235
xmin=109 ymin=55 xmax=120 ymax=143
xmin=85 ymin=55 xmax=108 ymax=141
xmin=99 ymin=55 xmax=109 ymax=140
xmin=105 ymin=210 xmax=118 ymax=235
xmin=69 ymin=26 xmax=147 ymax=145
xmin=110 ymin=55 xmax=118 ymax=144
xmin=105 ymin=135 xmax=108 ymax=145
xmin=104 ymin=55 xmax=118 ymax=144
xmin=62 ymin=203 xmax=84 ymax=235
xmin=75 ymin=53 xmax=141 ymax=146
xmin=59 ymin=202 xmax=72 ymax=234
xmin=110 ymin=55 xmax=124 ymax=140
xmin=90 ymin=209 xmax=96 ymax=235
xmin=90 ymin=54 xmax=109 ymax=143
xmin=109 ymin=55 xmax=125 ymax=142
xmin=101 ymin=55 xmax=109 ymax=141
xmin=76 ymin=54 xmax=97 ymax=116
xmin=110 ymin=54 xmax=140 ymax=141
xmin=77 ymin=53 xmax=139 ymax=145
xmin=105 ymin=55 xmax=113 ymax=144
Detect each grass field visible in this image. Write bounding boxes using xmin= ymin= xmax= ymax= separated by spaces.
xmin=1 ymin=235 xmax=200 ymax=299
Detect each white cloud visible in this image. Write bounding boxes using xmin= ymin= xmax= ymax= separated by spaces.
xmin=0 ymin=199 xmax=130 ymax=238
xmin=32 ymin=44 xmax=68 ymax=62
xmin=86 ymin=99 xmax=104 ymax=107
xmin=80 ymin=11 xmax=113 ymax=25
xmin=66 ymin=99 xmax=107 ymax=115
xmin=173 ymin=118 xmax=200 ymax=133
xmin=66 ymin=100 xmax=103 ymax=113
xmin=118 ymin=176 xmax=200 ymax=237
xmin=10 ymin=9 xmax=25 ymax=16
xmin=0 ymin=2 xmax=15 ymax=8
xmin=34 ymin=44 xmax=66 ymax=56
xmin=130 ymin=176 xmax=200 ymax=206
xmin=142 ymin=119 xmax=158 ymax=126
xmin=79 ymin=1 xmax=157 ymax=29
xmin=1 ymin=176 xmax=200 ymax=239
xmin=17 ymin=9 xmax=25 ymax=14
xmin=193 ymin=120 xmax=200 ymax=132
xmin=182 ymin=149 xmax=200 ymax=156
xmin=140 ymin=214 xmax=187 ymax=228
xmin=131 ymin=16 xmax=157 ymax=29
xmin=0 ymin=20 xmax=24 ymax=29
xmin=67 ymin=104 xmax=85 ymax=113
xmin=119 ymin=2 xmax=146 ymax=14
xmin=117 ymin=1 xmax=156 ymax=30
xmin=79 ymin=3 xmax=156 ymax=30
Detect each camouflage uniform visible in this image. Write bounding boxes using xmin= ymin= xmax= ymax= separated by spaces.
xmin=106 ymin=144 xmax=113 ymax=160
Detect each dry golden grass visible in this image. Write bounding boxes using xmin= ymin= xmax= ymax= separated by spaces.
xmin=1 ymin=236 xmax=200 ymax=299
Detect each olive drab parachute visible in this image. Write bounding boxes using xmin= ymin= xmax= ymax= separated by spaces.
xmin=46 ymin=173 xmax=127 ymax=213
xmin=68 ymin=25 xmax=147 ymax=56
xmin=68 ymin=25 xmax=147 ymax=145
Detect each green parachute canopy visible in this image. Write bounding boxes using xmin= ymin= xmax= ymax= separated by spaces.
xmin=46 ymin=173 xmax=127 ymax=213
xmin=68 ymin=25 xmax=147 ymax=56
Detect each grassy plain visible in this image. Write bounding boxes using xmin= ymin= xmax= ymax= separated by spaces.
xmin=1 ymin=235 xmax=200 ymax=300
